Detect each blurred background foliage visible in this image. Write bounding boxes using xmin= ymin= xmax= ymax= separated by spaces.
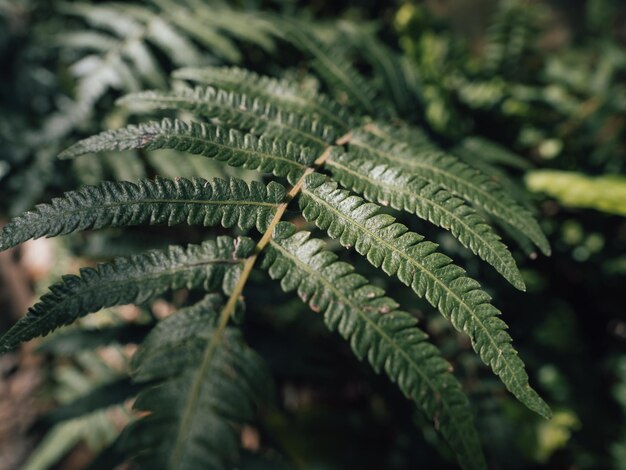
xmin=1 ymin=0 xmax=625 ymax=468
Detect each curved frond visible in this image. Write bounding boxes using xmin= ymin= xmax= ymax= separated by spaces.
xmin=178 ymin=2 xmax=279 ymax=52
xmin=298 ymin=174 xmax=550 ymax=419
xmin=283 ymin=26 xmax=377 ymax=113
xmin=452 ymin=149 xmax=536 ymax=213
xmin=262 ymin=225 xmax=486 ymax=470
xmin=118 ymin=86 xmax=338 ymax=149
xmin=350 ymin=128 xmax=551 ymax=255
xmin=326 ymin=151 xmax=525 ymax=289
xmin=0 ymin=177 xmax=285 ymax=251
xmin=339 ymin=26 xmax=415 ymax=116
xmin=110 ymin=295 xmax=272 ymax=469
xmin=0 ymin=237 xmax=254 ymax=353
xmin=173 ymin=66 xmax=352 ymax=130
xmin=454 ymin=136 xmax=531 ymax=170
xmin=59 ymin=118 xmax=317 ymax=184
xmin=150 ymin=0 xmax=243 ymax=63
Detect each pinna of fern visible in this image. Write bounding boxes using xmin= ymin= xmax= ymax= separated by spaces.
xmin=0 ymin=28 xmax=552 ymax=470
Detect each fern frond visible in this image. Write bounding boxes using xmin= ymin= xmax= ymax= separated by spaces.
xmin=111 ymin=294 xmax=272 ymax=469
xmin=350 ymin=128 xmax=551 ymax=255
xmin=483 ymin=0 xmax=538 ymax=77
xmin=150 ymin=0 xmax=243 ymax=63
xmin=110 ymin=3 xmax=207 ymax=67
xmin=325 ymin=151 xmax=525 ymax=289
xmin=61 ymin=3 xmax=143 ymax=37
xmin=262 ymin=225 xmax=486 ymax=470
xmin=64 ymin=2 xmax=206 ymax=67
xmin=0 ymin=177 xmax=284 ymax=251
xmin=122 ymin=38 xmax=168 ymax=89
xmin=59 ymin=118 xmax=316 ymax=184
xmin=170 ymin=0 xmax=278 ymax=52
xmin=0 ymin=237 xmax=254 ymax=353
xmin=339 ymin=25 xmax=414 ymax=116
xmin=451 ymin=148 xmax=536 ymax=212
xmin=283 ymin=26 xmax=377 ymax=113
xmin=298 ymin=174 xmax=550 ymax=419
xmin=173 ymin=66 xmax=352 ymax=130
xmin=118 ymin=86 xmax=338 ymax=149
xmin=454 ymin=136 xmax=531 ymax=170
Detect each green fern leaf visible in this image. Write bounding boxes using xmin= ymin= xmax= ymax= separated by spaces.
xmin=180 ymin=3 xmax=278 ymax=53
xmin=0 ymin=177 xmax=284 ymax=251
xmin=151 ymin=0 xmax=243 ymax=63
xmin=339 ymin=25 xmax=414 ymax=116
xmin=454 ymin=136 xmax=531 ymax=170
xmin=372 ymin=125 xmax=536 ymax=212
xmin=299 ymin=174 xmax=551 ymax=419
xmin=59 ymin=118 xmax=316 ymax=184
xmin=120 ymin=4 xmax=207 ymax=67
xmin=284 ymin=27 xmax=377 ymax=113
xmin=0 ymin=237 xmax=254 ymax=353
xmin=326 ymin=151 xmax=525 ymax=289
xmin=350 ymin=129 xmax=551 ymax=255
xmin=113 ymin=295 xmax=272 ymax=469
xmin=262 ymin=224 xmax=486 ymax=470
xmin=452 ymin=150 xmax=537 ymax=214
xmin=118 ymin=86 xmax=337 ymax=149
xmin=173 ymin=66 xmax=352 ymax=131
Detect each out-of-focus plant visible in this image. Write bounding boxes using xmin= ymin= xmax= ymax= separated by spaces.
xmin=527 ymin=171 xmax=626 ymax=217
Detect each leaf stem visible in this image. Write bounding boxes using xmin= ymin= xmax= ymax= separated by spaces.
xmin=171 ymin=134 xmax=347 ymax=464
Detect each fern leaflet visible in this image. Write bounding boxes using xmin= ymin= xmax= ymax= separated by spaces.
xmin=0 ymin=237 xmax=253 ymax=353
xmin=103 ymin=295 xmax=272 ymax=469
xmin=325 ymin=150 xmax=525 ymax=289
xmin=59 ymin=118 xmax=315 ymax=184
xmin=349 ymin=128 xmax=551 ymax=255
xmin=283 ymin=26 xmax=377 ymax=113
xmin=263 ymin=224 xmax=486 ymax=470
xmin=118 ymin=86 xmax=337 ymax=149
xmin=0 ymin=177 xmax=284 ymax=251
xmin=173 ymin=66 xmax=352 ymax=131
xmin=299 ymin=174 xmax=550 ymax=419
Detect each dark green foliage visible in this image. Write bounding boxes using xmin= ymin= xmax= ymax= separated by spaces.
xmin=173 ymin=66 xmax=353 ymax=131
xmin=348 ymin=128 xmax=551 ymax=255
xmin=119 ymin=87 xmax=338 ymax=149
xmin=263 ymin=224 xmax=486 ymax=469
xmin=33 ymin=378 xmax=143 ymax=431
xmin=36 ymin=323 xmax=153 ymax=355
xmin=0 ymin=237 xmax=253 ymax=353
xmin=325 ymin=150 xmax=524 ymax=287
xmin=0 ymin=1 xmax=579 ymax=468
xmin=0 ymin=177 xmax=284 ymax=250
xmin=299 ymin=174 xmax=549 ymax=418
xmin=60 ymin=119 xmax=316 ymax=185
xmin=105 ymin=295 xmax=273 ymax=469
